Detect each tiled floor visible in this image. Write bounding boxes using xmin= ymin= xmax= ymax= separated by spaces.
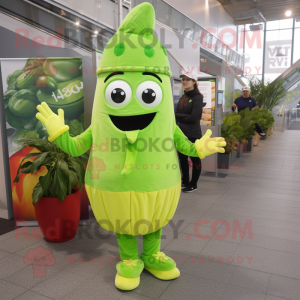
xmin=1 ymin=128 xmax=300 ymax=300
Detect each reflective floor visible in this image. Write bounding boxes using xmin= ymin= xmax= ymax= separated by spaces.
xmin=0 ymin=128 xmax=300 ymax=300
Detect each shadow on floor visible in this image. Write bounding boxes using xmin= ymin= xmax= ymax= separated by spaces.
xmin=0 ymin=218 xmax=15 ymax=236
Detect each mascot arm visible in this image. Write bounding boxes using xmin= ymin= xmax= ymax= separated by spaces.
xmin=174 ymin=126 xmax=226 ymax=159
xmin=54 ymin=126 xmax=92 ymax=157
xmin=173 ymin=125 xmax=198 ymax=157
xmin=36 ymin=102 xmax=92 ymax=157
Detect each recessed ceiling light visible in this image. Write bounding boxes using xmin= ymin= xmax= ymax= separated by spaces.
xmin=94 ymin=30 xmax=98 ymax=34
xmin=285 ymin=10 xmax=292 ymax=17
xmin=75 ymin=21 xmax=80 ymax=26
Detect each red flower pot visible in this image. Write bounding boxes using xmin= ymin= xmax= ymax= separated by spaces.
xmin=34 ymin=189 xmax=81 ymax=243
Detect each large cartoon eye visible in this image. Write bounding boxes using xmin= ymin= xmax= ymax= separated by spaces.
xmin=136 ymin=81 xmax=163 ymax=108
xmin=105 ymin=80 xmax=132 ymax=107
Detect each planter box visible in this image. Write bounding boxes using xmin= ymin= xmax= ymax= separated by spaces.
xmin=34 ymin=189 xmax=81 ymax=243
xmin=218 ymin=153 xmax=231 ymax=169
xmin=237 ymin=144 xmax=244 ymax=158
xmin=231 ymin=150 xmax=237 ymax=163
xmin=244 ymin=138 xmax=252 ymax=152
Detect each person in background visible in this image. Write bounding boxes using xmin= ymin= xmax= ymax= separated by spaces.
xmin=232 ymin=86 xmax=266 ymax=146
xmin=175 ymin=71 xmax=203 ymax=193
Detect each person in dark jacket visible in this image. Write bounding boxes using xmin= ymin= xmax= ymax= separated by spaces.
xmin=175 ymin=72 xmax=203 ymax=193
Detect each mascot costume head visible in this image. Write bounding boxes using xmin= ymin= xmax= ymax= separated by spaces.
xmin=36 ymin=2 xmax=226 ymax=291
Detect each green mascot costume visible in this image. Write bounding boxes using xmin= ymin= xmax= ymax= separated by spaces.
xmin=36 ymin=2 xmax=226 ymax=290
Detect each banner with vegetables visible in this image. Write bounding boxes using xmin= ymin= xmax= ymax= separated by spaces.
xmin=198 ymin=78 xmax=216 ymax=126
xmin=1 ymin=57 xmax=86 ymax=222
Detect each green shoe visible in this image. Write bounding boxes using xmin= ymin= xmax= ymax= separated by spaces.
xmin=141 ymin=251 xmax=176 ymax=271
xmin=140 ymin=251 xmax=180 ymax=280
xmin=115 ymin=258 xmax=144 ymax=290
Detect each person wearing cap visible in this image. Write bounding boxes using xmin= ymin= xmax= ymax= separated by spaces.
xmin=232 ymin=86 xmax=259 ymax=112
xmin=175 ymin=71 xmax=204 ymax=193
xmin=232 ymin=86 xmax=265 ymax=146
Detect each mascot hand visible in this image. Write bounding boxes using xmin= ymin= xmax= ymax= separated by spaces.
xmin=195 ymin=129 xmax=226 ymax=159
xmin=36 ymin=102 xmax=69 ymax=142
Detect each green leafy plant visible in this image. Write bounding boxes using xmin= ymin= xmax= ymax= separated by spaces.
xmin=249 ymin=76 xmax=287 ymax=111
xmin=221 ymin=113 xmax=244 ymax=153
xmin=252 ymin=108 xmax=275 ymax=131
xmin=238 ymin=108 xmax=260 ymax=142
xmin=13 ymin=137 xmax=89 ymax=205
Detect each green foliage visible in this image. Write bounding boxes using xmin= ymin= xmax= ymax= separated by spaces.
xmin=5 ymin=108 xmax=32 ymax=129
xmin=4 ymin=90 xmax=17 ymax=108
xmin=6 ymin=69 xmax=23 ymax=90
xmin=221 ymin=107 xmax=271 ymax=151
xmin=35 ymin=120 xmax=49 ymax=139
xmin=12 ymin=130 xmax=39 ymax=147
xmin=249 ymin=76 xmax=287 ymax=111
xmin=8 ymin=89 xmax=39 ymax=117
xmin=252 ymin=108 xmax=275 ymax=131
xmin=238 ymin=108 xmax=260 ymax=141
xmin=65 ymin=119 xmax=84 ymax=137
xmin=13 ymin=137 xmax=89 ymax=206
xmin=221 ymin=113 xmax=243 ymax=153
xmin=79 ymin=113 xmax=84 ymax=128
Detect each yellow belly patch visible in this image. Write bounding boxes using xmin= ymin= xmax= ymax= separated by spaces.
xmin=85 ymin=181 xmax=181 ymax=236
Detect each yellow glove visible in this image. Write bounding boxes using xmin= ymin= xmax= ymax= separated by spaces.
xmin=36 ymin=102 xmax=69 ymax=142
xmin=195 ymin=129 xmax=226 ymax=159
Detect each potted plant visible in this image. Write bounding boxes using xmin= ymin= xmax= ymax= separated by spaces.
xmin=238 ymin=108 xmax=257 ymax=153
xmin=231 ymin=137 xmax=239 ymax=163
xmin=249 ymin=76 xmax=287 ymax=111
xmin=218 ymin=137 xmax=232 ymax=169
xmin=237 ymin=138 xmax=246 ymax=158
xmin=219 ymin=113 xmax=243 ymax=169
xmin=255 ymin=109 xmax=274 ymax=140
xmin=14 ymin=137 xmax=89 ymax=243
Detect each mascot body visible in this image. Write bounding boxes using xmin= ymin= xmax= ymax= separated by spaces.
xmin=36 ymin=3 xmax=226 ymax=290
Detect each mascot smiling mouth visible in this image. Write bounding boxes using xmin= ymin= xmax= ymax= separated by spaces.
xmin=109 ymin=113 xmax=156 ymax=131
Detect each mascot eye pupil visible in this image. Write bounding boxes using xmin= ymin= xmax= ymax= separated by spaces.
xmin=111 ymin=88 xmax=126 ymax=103
xmin=142 ymin=88 xmax=156 ymax=104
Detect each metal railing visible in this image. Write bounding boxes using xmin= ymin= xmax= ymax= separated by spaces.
xmin=131 ymin=0 xmax=244 ymax=71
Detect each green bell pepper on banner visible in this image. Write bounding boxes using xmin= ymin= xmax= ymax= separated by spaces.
xmin=43 ymin=58 xmax=82 ymax=82
xmin=8 ymin=90 xmax=39 ymax=117
xmin=36 ymin=75 xmax=84 ymax=119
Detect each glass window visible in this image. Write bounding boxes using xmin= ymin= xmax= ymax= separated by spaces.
xmin=243 ymin=75 xmax=263 ymax=87
xmin=210 ymin=35 xmax=218 ymax=51
xmin=131 ymin=0 xmax=157 ymax=10
xmin=169 ymin=7 xmax=184 ymax=33
xmin=267 ymin=18 xmax=294 ymax=30
xmin=183 ymin=17 xmax=195 ymax=39
xmin=193 ymin=24 xmax=204 ymax=44
xmin=215 ymin=40 xmax=226 ymax=58
xmin=200 ymin=30 xmax=213 ymax=48
xmin=264 ymin=73 xmax=281 ymax=83
xmin=244 ymin=24 xmax=264 ymax=77
xmin=156 ymin=0 xmax=171 ymax=26
xmin=279 ymin=18 xmax=294 ymax=29
xmin=296 ymin=18 xmax=300 ymax=28
xmin=203 ymin=32 xmax=213 ymax=48
xmin=229 ymin=51 xmax=237 ymax=65
xmin=264 ymin=29 xmax=292 ymax=80
xmin=267 ymin=20 xmax=280 ymax=30
xmin=293 ymin=28 xmax=300 ymax=63
xmin=222 ymin=30 xmax=235 ymax=48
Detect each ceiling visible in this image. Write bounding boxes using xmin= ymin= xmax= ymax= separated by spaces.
xmin=217 ymin=0 xmax=300 ymax=24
